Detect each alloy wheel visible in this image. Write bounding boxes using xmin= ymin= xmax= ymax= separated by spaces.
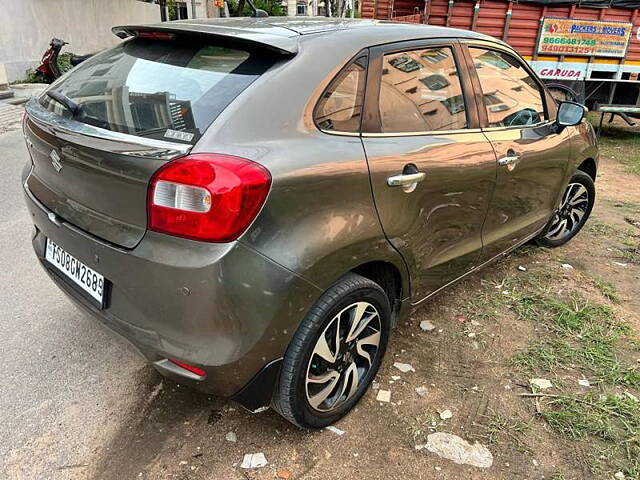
xmin=545 ymin=182 xmax=589 ymax=241
xmin=305 ymin=301 xmax=382 ymax=412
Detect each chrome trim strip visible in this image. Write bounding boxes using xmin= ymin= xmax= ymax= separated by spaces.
xmin=481 ymin=121 xmax=552 ymax=132
xmin=317 ymin=129 xmax=361 ymax=137
xmin=317 ymin=128 xmax=485 ymax=138
xmin=25 ymin=99 xmax=192 ymax=160
xmin=459 ymin=38 xmax=511 ymax=49
xmin=362 ymin=128 xmax=483 ymax=137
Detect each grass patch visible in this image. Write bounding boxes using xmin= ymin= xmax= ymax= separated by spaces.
xmin=599 ymin=128 xmax=640 ymax=175
xmin=466 ymin=271 xmax=638 ymax=388
xmin=615 ymin=244 xmax=640 ymax=264
xmin=503 ymin=262 xmax=640 ymax=475
xmin=459 ymin=223 xmax=640 ymax=476
xmin=626 ymin=217 xmax=640 ymax=230
xmin=463 ymin=270 xmax=551 ymax=323
xmin=549 ymin=473 xmax=567 ymax=480
xmin=472 ymin=412 xmax=531 ymax=453
xmin=406 ymin=413 xmax=442 ymax=441
xmin=587 ymin=221 xmax=619 ymax=237
xmin=462 ymin=271 xmax=554 ymax=326
xmin=588 ymin=113 xmax=640 ymax=175
xmin=584 ymin=215 xmax=640 ymax=264
xmin=540 ymin=393 xmax=640 ymax=477
xmin=511 ymin=296 xmax=639 ymax=388
xmin=463 ymin=288 xmax=506 ymax=324
xmin=614 ymin=201 xmax=640 ymax=214
xmin=591 ymin=276 xmax=620 ymax=303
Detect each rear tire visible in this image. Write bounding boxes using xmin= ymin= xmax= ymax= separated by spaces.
xmin=536 ymin=170 xmax=595 ymax=248
xmin=272 ymin=273 xmax=391 ymax=428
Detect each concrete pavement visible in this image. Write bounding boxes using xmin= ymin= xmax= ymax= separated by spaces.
xmin=0 ymin=105 xmax=24 ymax=135
xmin=0 ymin=119 xmax=271 ymax=480
xmin=0 ymin=128 xmax=148 ymax=478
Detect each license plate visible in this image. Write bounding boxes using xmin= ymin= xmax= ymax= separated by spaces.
xmin=45 ymin=238 xmax=105 ymax=305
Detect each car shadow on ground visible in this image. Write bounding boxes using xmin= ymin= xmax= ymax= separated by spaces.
xmin=92 ymin=365 xmax=306 ymax=479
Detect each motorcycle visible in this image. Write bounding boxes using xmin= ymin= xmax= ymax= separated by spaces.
xmin=36 ymin=38 xmax=93 ymax=84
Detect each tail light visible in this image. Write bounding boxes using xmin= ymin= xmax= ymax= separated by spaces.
xmin=148 ymin=154 xmax=271 ymax=242
xmin=135 ymin=31 xmax=175 ymax=41
xmin=168 ymin=359 xmax=206 ymax=378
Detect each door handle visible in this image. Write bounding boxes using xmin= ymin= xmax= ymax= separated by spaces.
xmin=497 ymin=155 xmax=519 ymax=166
xmin=387 ymin=172 xmax=426 ymax=187
xmin=498 ymin=153 xmax=521 ymax=171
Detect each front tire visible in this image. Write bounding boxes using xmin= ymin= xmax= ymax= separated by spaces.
xmin=536 ymin=170 xmax=595 ymax=248
xmin=272 ymin=273 xmax=391 ymax=428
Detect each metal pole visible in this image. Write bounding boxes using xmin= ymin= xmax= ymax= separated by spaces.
xmin=502 ymin=2 xmax=512 ymax=41
xmin=159 ymin=0 xmax=167 ymax=21
xmin=191 ymin=0 xmax=197 ymax=18
xmin=597 ymin=82 xmax=618 ymax=141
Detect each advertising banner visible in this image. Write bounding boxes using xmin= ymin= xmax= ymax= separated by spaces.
xmin=532 ymin=61 xmax=587 ymax=80
xmin=538 ymin=17 xmax=633 ymax=58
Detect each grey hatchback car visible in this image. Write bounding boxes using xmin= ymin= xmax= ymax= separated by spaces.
xmin=22 ymin=17 xmax=598 ymax=428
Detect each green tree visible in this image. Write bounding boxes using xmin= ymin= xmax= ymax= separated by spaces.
xmin=166 ymin=0 xmax=178 ymax=20
xmin=226 ymin=0 xmax=284 ymax=16
xmin=254 ymin=0 xmax=283 ymax=15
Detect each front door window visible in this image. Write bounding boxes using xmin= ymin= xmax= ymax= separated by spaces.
xmin=469 ymin=48 xmax=546 ymax=128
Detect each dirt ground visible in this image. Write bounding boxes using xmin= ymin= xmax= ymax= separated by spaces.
xmin=53 ymin=120 xmax=636 ymax=480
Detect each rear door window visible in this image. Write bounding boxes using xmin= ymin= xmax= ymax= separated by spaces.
xmin=40 ymin=37 xmax=277 ymax=144
xmin=376 ymin=47 xmax=468 ymax=133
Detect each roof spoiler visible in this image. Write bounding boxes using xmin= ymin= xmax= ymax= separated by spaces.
xmin=112 ymin=24 xmax=298 ymax=56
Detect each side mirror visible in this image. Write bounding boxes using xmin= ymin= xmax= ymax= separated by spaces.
xmin=557 ymin=101 xmax=586 ymax=127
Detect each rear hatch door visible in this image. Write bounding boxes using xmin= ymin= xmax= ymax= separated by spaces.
xmin=25 ymin=32 xmax=280 ymax=248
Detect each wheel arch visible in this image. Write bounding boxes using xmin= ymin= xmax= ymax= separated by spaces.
xmin=294 ymin=236 xmax=413 ymax=328
xmin=351 ymin=260 xmax=405 ymax=321
xmin=577 ymin=157 xmax=597 ymax=181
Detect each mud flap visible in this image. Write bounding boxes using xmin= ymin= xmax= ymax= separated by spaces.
xmin=230 ymin=358 xmax=283 ymax=412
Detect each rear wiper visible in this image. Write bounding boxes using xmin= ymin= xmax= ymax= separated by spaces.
xmin=47 ymin=90 xmax=81 ymax=117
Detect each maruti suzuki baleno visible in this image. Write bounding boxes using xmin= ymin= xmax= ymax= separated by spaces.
xmin=22 ymin=17 xmax=597 ymax=428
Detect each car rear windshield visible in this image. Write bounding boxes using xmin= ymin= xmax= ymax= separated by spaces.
xmin=39 ymin=37 xmax=276 ymax=144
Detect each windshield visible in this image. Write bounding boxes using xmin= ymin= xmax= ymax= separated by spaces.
xmin=40 ymin=37 xmax=276 ymax=144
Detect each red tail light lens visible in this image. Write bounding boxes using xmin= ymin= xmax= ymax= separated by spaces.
xmin=148 ymin=154 xmax=271 ymax=242
xmin=135 ymin=31 xmax=175 ymax=40
xmin=168 ymin=359 xmax=206 ymax=377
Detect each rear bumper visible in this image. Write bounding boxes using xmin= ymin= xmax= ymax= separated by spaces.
xmin=23 ymin=180 xmax=322 ymax=400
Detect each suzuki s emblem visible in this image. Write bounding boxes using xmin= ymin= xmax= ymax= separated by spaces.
xmin=50 ymin=149 xmax=63 ymax=172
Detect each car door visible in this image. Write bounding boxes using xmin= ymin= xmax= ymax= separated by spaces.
xmin=462 ymin=42 xmax=572 ymax=260
xmin=361 ymin=40 xmax=498 ymax=301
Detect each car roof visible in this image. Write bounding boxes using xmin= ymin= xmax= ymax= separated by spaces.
xmin=115 ymin=17 xmax=499 ymax=56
